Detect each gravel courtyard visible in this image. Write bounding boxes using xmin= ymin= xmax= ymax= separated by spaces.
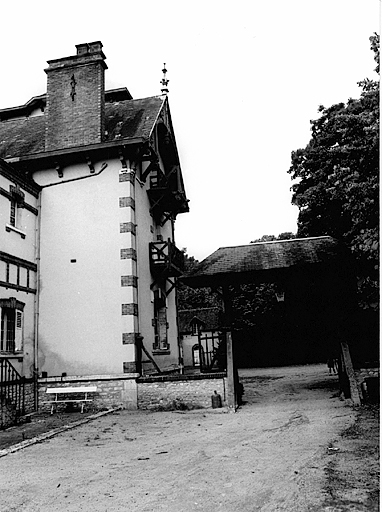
xmin=0 ymin=364 xmax=378 ymax=511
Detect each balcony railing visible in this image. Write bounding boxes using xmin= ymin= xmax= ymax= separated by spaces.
xmin=149 ymin=240 xmax=184 ymax=277
xmin=1 ymin=358 xmax=26 ymax=428
xmin=147 ymin=168 xmax=189 ymax=220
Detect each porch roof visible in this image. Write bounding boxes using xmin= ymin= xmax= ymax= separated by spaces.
xmin=182 ymin=236 xmax=351 ymax=288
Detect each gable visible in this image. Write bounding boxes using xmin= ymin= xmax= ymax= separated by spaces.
xmin=178 ymin=308 xmax=221 ymax=333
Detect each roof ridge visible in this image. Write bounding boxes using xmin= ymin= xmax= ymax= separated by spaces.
xmin=216 ymin=236 xmax=333 ymax=250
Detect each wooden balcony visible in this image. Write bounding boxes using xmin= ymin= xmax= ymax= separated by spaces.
xmin=147 ymin=168 xmax=189 ymax=221
xmin=149 ymin=240 xmax=184 ymax=277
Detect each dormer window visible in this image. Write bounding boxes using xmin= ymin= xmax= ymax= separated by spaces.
xmin=5 ymin=185 xmax=26 ymax=238
xmin=191 ymin=321 xmax=199 ymax=336
xmin=190 ymin=318 xmax=203 ymax=336
xmin=9 ymin=185 xmax=24 ymax=227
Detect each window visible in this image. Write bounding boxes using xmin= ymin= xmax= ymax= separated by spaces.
xmin=153 ymin=289 xmax=169 ymax=351
xmin=0 ymin=298 xmax=24 ymax=352
xmin=192 ymin=344 xmax=200 ymax=366
xmin=191 ymin=320 xmax=201 ymax=336
xmin=5 ymin=185 xmax=25 ymax=237
xmin=10 ymin=199 xmax=17 ymax=226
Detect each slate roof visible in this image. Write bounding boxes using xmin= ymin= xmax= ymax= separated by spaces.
xmin=0 ymin=116 xmax=46 ymax=158
xmin=0 ymin=95 xmax=165 ymax=159
xmin=104 ymin=96 xmax=164 ymax=143
xmin=178 ymin=308 xmax=221 ymax=333
xmin=183 ymin=236 xmax=350 ymax=288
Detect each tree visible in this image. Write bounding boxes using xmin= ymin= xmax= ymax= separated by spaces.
xmin=288 ymin=34 xmax=379 ymax=309
xmin=251 ymin=232 xmax=296 ymax=243
xmin=177 ymin=252 xmax=220 ymax=311
xmin=228 ymin=232 xmax=297 ymax=328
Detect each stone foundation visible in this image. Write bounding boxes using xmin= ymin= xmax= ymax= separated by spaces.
xmin=137 ymin=373 xmax=227 ymax=410
xmin=355 ymin=366 xmax=379 ymax=402
xmin=0 ymin=379 xmax=35 ymax=429
xmin=38 ymin=374 xmax=139 ymax=412
xmin=24 ymin=380 xmax=36 ymax=415
xmin=38 ymin=373 xmax=228 ymax=413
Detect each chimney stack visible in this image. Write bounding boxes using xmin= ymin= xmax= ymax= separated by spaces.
xmin=45 ymin=42 xmax=107 ymax=151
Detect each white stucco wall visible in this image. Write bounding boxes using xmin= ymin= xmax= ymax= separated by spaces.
xmin=35 ymin=160 xmax=135 ymax=376
xmin=32 ymin=153 xmax=182 ymax=378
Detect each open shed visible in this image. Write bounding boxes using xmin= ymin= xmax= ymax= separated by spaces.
xmin=182 ymin=236 xmax=360 ymax=409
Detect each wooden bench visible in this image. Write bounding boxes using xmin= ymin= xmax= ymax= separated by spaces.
xmin=44 ymin=386 xmax=97 ymax=414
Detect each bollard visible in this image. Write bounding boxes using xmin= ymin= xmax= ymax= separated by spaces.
xmin=211 ymin=390 xmax=222 ymax=409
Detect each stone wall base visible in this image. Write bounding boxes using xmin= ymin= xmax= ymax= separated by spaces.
xmin=38 ymin=374 xmax=139 ymax=412
xmin=1 ymin=379 xmax=35 ymax=429
xmin=38 ymin=373 xmax=228 ymax=413
xmin=137 ymin=373 xmax=227 ymax=410
xmin=355 ymin=367 xmax=379 ymax=402
xmin=24 ymin=381 xmax=36 ymax=415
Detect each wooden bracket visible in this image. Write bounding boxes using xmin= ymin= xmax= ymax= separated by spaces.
xmin=136 ymin=336 xmax=162 ymax=374
xmin=159 ymin=212 xmax=172 ymax=227
xmin=165 ymin=278 xmax=176 ymax=297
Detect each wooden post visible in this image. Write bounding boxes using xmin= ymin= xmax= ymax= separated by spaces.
xmin=341 ymin=341 xmax=361 ymax=406
xmin=222 ymin=286 xmax=237 ymax=411
xmin=226 ymin=330 xmax=236 ymax=410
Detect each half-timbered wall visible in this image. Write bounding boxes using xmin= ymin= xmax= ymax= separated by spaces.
xmin=0 ymin=168 xmax=39 ymax=377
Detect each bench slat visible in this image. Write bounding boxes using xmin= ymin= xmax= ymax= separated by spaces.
xmin=42 ymin=399 xmax=94 ymax=403
xmin=43 ymin=387 xmax=97 ymax=414
xmin=46 ymin=387 xmax=97 ymax=394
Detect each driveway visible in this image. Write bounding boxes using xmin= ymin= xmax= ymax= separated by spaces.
xmin=0 ymin=364 xmax=378 ymax=511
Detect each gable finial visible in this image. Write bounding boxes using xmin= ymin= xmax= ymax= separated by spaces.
xmin=160 ymin=63 xmax=169 ymax=95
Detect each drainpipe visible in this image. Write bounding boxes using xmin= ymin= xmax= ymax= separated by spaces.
xmin=33 ymin=191 xmax=42 ymax=410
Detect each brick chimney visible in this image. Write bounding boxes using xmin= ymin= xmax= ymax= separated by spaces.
xmin=45 ymin=42 xmax=107 ymax=151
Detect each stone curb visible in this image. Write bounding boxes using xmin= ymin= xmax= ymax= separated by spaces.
xmin=0 ymin=407 xmax=122 ymax=458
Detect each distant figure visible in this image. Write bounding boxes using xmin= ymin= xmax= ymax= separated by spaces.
xmin=327 ymin=357 xmax=338 ymax=374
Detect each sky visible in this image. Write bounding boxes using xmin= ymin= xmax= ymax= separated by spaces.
xmin=0 ymin=0 xmax=379 ymax=261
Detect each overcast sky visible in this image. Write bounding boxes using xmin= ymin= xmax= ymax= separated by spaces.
xmin=0 ymin=0 xmax=379 ymax=260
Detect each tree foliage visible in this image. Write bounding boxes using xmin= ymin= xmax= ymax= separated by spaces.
xmin=288 ymin=34 xmax=379 ymax=309
xmin=230 ymin=232 xmax=297 ymax=328
xmin=177 ymin=253 xmax=220 ymax=310
xmin=251 ymin=232 xmax=296 ymax=243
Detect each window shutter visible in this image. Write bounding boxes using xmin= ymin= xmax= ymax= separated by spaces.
xmin=14 ymin=310 xmax=23 ymax=351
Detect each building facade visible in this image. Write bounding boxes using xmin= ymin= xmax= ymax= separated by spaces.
xmin=0 ymin=42 xmax=188 ymax=408
xmin=0 ymin=159 xmax=40 ymax=378
xmin=178 ymin=308 xmax=224 ymax=372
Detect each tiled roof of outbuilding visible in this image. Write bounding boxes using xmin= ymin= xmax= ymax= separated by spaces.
xmin=0 ymin=95 xmax=165 ymax=159
xmin=183 ymin=237 xmax=348 ymax=288
xmin=178 ymin=308 xmax=221 ymax=333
